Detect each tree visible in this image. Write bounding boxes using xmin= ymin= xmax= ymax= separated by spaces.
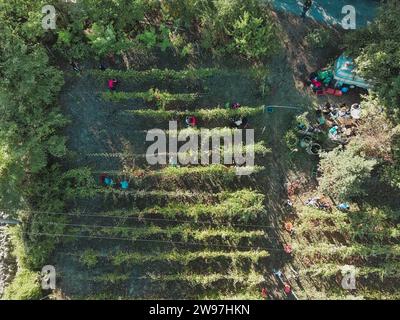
xmin=318 ymin=146 xmax=377 ymax=201
xmin=87 ymin=23 xmax=132 ymax=57
xmin=77 ymin=0 xmax=149 ymax=32
xmin=350 ymin=94 xmax=400 ymax=161
xmin=227 ymin=11 xmax=278 ymax=60
xmin=196 ymin=0 xmax=278 ymax=59
xmin=345 ymin=1 xmax=400 ymax=119
xmin=0 ymin=23 xmax=67 ymax=208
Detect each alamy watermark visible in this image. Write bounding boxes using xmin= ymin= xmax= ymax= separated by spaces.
xmin=145 ymin=121 xmax=255 ymax=176
xmin=42 ymin=5 xmax=56 ymax=30
xmin=341 ymin=265 xmax=356 ymax=290
xmin=41 ymin=265 xmax=56 ymax=290
xmin=341 ymin=5 xmax=356 ymax=30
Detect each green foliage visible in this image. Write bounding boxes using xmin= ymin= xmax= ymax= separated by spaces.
xmin=144 ymin=189 xmax=266 ymax=222
xmin=318 ymin=146 xmax=377 ymax=201
xmin=295 ymin=205 xmax=400 ymax=297
xmin=92 ymin=273 xmax=130 ymax=284
xmin=0 ymin=24 xmax=68 ymax=208
xmin=87 ymin=23 xmax=132 ymax=57
xmin=136 ymin=24 xmax=172 ymax=52
xmin=102 ymin=89 xmax=199 ymax=109
xmin=123 ymin=106 xmax=264 ymax=121
xmin=0 ymin=0 xmax=274 ymax=301
xmin=77 ymin=249 xmax=269 ymax=267
xmin=148 ymin=270 xmax=264 ymax=288
xmin=180 ymin=43 xmax=195 ymax=58
xmin=3 ymin=226 xmax=43 ymax=298
xmin=77 ymin=0 xmax=150 ymax=31
xmin=71 ymin=223 xmax=266 ymax=246
xmin=159 ymin=24 xmax=172 ymax=52
xmin=98 ymin=188 xmax=213 ymax=203
xmin=7 ymin=210 xmax=66 ymax=269
xmin=55 ymin=21 xmax=91 ymax=61
xmin=91 ymin=67 xmax=255 ymax=87
xmin=340 ymin=44 xmax=400 ymax=193
xmin=0 ymin=0 xmax=47 ymax=43
xmin=133 ymin=165 xmax=265 ymax=188
xmin=284 ymin=129 xmax=299 ymax=150
xmin=350 ymin=94 xmax=399 ymax=161
xmin=227 ymin=11 xmax=278 ymax=60
xmin=80 ymin=249 xmax=99 ymax=268
xmin=212 ymin=0 xmax=278 ymax=60
xmin=345 ymin=1 xmax=400 ymax=118
xmin=382 ymin=135 xmax=400 ymax=190
xmin=136 ymin=27 xmax=158 ymax=49
xmin=2 ymin=269 xmax=41 ymax=300
xmin=62 ymin=167 xmax=98 ymax=199
xmin=305 ymin=28 xmax=331 ymax=49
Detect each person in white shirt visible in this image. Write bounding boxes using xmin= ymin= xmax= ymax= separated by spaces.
xmin=350 ymin=103 xmax=361 ymax=119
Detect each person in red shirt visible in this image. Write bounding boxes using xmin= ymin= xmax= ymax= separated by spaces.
xmin=284 ymin=222 xmax=295 ymax=235
xmin=284 ymin=244 xmax=293 ymax=254
xmin=108 ymin=79 xmax=118 ymax=91
xmin=185 ymin=116 xmax=197 ymax=127
xmin=99 ymin=173 xmax=107 ymax=185
xmin=232 ymin=102 xmax=241 ymax=109
xmin=261 ymin=288 xmax=268 ymax=299
xmin=284 ymin=283 xmax=292 ymax=295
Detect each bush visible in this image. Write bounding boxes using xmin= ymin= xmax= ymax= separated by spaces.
xmin=122 ymin=106 xmax=264 ymax=122
xmin=285 ymin=129 xmax=299 ymax=150
xmin=86 ymin=23 xmax=132 ymax=58
xmin=80 ymin=249 xmax=99 ymax=268
xmin=318 ymin=146 xmax=377 ymax=201
xmin=305 ymin=29 xmax=331 ymax=49
xmin=102 ymin=89 xmax=199 ymax=110
xmin=345 ymin=2 xmax=400 ymax=118
xmin=2 ymin=269 xmax=41 ymax=300
xmin=227 ymin=11 xmax=278 ymax=60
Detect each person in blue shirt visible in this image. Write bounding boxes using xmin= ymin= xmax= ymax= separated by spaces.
xmin=120 ymin=180 xmax=129 ymax=190
xmin=104 ymin=177 xmax=115 ymax=187
xmin=337 ymin=203 xmax=350 ymax=211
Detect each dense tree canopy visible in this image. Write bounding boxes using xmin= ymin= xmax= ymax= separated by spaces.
xmin=345 ymin=1 xmax=400 ymax=119
xmin=318 ymin=146 xmax=377 ymax=201
xmin=0 ymin=23 xmax=67 ymax=208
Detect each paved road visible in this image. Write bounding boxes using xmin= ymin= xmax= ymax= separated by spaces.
xmin=267 ymin=0 xmax=379 ymax=27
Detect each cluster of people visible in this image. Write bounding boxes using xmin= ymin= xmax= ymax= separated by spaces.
xmin=99 ymin=173 xmax=129 ymax=190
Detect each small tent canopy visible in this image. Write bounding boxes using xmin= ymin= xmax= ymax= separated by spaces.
xmin=333 ymin=54 xmax=372 ymax=90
